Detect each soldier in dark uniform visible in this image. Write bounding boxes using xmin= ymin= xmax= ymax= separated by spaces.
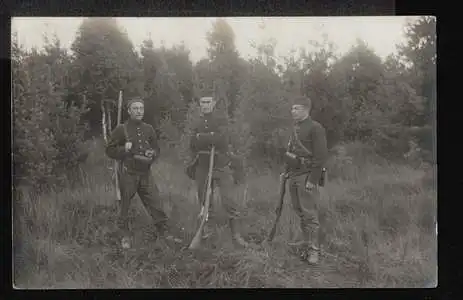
xmin=284 ymin=95 xmax=328 ymax=264
xmin=187 ymin=96 xmax=248 ymax=247
xmin=106 ymin=97 xmax=171 ymax=249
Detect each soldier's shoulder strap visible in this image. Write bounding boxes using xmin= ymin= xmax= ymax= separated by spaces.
xmin=147 ymin=123 xmax=159 ymax=140
xmin=146 ymin=123 xmax=156 ymax=133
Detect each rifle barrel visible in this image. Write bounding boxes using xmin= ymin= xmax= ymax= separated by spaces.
xmin=189 ymin=146 xmax=215 ymax=249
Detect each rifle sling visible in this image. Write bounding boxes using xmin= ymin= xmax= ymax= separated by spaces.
xmin=292 ymin=121 xmax=313 ymax=158
xmin=119 ymin=123 xmax=130 ymax=172
xmin=122 ymin=123 xmax=129 ymax=143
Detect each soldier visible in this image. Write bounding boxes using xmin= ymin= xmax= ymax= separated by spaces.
xmin=283 ymin=95 xmax=328 ymax=264
xmin=186 ymin=96 xmax=248 ymax=247
xmin=106 ymin=97 xmax=173 ymax=249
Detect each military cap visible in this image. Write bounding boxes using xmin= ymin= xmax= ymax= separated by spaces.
xmin=199 ymin=96 xmax=214 ymax=102
xmin=127 ymin=97 xmax=144 ymax=108
xmin=293 ymin=95 xmax=312 ymax=110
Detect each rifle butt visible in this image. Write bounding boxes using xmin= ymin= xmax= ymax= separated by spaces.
xmin=189 ymin=220 xmax=205 ymax=249
xmin=267 ymin=226 xmax=277 ymax=242
xmin=266 ymin=174 xmax=288 ymax=242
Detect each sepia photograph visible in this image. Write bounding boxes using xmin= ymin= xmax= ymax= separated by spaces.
xmin=12 ymin=16 xmax=436 ymax=289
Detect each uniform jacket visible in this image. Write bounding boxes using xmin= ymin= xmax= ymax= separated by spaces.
xmin=287 ymin=116 xmax=328 ymax=185
xmin=105 ymin=119 xmax=160 ymax=174
xmin=189 ymin=112 xmax=231 ymax=169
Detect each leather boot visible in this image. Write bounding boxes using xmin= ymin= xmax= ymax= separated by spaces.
xmin=288 ymin=241 xmax=319 ymax=264
xmin=121 ymin=235 xmax=131 ymax=249
xmin=300 ymin=219 xmax=320 ymax=264
xmin=306 ymin=246 xmax=320 ymax=265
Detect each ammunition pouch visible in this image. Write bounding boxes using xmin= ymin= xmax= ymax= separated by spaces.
xmin=133 ymin=154 xmax=153 ymax=164
xmin=132 ymin=148 xmax=156 ymax=165
xmin=284 ymin=151 xmax=304 ymax=169
xmin=318 ymin=168 xmax=327 ymax=187
xmin=284 ymin=152 xmax=327 ymax=187
xmin=195 ymin=132 xmax=219 ymax=149
xmin=186 ymin=151 xmax=245 ymax=184
xmin=304 ymin=167 xmax=328 ymax=188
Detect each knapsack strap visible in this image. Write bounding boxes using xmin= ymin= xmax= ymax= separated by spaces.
xmin=122 ymin=123 xmax=129 ymax=142
xmin=119 ymin=123 xmax=130 ymax=169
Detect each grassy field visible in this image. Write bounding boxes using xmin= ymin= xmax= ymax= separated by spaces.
xmin=13 ymin=140 xmax=437 ymax=288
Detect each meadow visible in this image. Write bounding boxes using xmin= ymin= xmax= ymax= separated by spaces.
xmin=13 ymin=139 xmax=437 ymax=288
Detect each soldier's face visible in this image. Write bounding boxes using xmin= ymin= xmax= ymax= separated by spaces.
xmin=291 ymin=105 xmax=308 ymax=121
xmin=199 ymin=97 xmax=216 ymax=114
xmin=128 ymin=102 xmax=144 ymax=120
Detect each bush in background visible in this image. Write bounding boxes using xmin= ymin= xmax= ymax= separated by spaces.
xmin=12 ymin=34 xmax=88 ymax=190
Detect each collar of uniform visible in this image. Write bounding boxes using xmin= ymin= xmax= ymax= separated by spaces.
xmin=128 ymin=118 xmax=143 ymax=125
xmin=200 ymin=112 xmax=213 ymax=118
xmin=295 ymin=115 xmax=311 ymax=126
xmin=127 ymin=118 xmax=143 ymax=127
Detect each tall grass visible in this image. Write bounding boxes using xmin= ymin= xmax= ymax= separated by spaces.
xmin=13 ymin=140 xmax=437 ymax=288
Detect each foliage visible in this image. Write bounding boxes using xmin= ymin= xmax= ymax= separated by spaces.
xmin=70 ymin=17 xmax=142 ymax=136
xmin=12 ymin=16 xmax=436 ymax=188
xmin=397 ymin=17 xmax=436 ymax=162
xmin=236 ymin=50 xmax=290 ymax=166
xmin=13 ymin=17 xmax=436 ymax=289
xmin=206 ymin=18 xmax=246 ymax=118
xmin=140 ymin=37 xmax=190 ymax=131
xmin=12 ymin=33 xmax=88 ymax=189
xmin=14 ymin=146 xmax=436 ymax=288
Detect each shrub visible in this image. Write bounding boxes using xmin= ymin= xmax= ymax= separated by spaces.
xmin=12 ymin=36 xmax=88 ymax=190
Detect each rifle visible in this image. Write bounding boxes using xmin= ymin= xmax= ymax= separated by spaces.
xmin=189 ymin=146 xmax=215 ymax=250
xmin=115 ymin=91 xmax=123 ymax=201
xmin=266 ymin=171 xmax=289 ymax=242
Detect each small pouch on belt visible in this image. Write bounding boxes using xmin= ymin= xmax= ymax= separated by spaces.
xmin=284 ymin=151 xmax=302 ymax=169
xmin=133 ymin=154 xmax=152 ymax=163
xmin=133 ymin=149 xmax=155 ymax=164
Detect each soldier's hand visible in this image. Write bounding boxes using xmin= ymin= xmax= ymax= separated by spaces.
xmin=125 ymin=142 xmax=133 ymax=152
xmin=145 ymin=149 xmax=155 ymax=158
xmin=305 ymin=180 xmax=316 ymax=192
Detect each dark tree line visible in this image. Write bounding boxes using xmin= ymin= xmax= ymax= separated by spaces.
xmin=12 ymin=17 xmax=436 ymax=188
